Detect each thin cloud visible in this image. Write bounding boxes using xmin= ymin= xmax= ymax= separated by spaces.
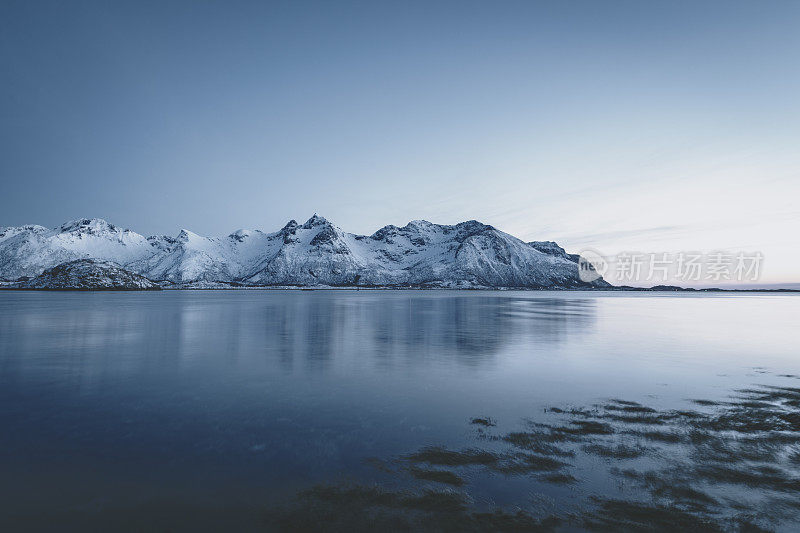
xmin=558 ymin=225 xmax=688 ymax=247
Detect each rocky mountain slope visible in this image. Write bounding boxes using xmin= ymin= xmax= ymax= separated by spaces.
xmin=20 ymin=259 xmax=160 ymax=290
xmin=0 ymin=216 xmax=609 ymax=289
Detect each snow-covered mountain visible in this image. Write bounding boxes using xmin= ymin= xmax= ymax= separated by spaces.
xmin=0 ymin=216 xmax=610 ymax=289
xmin=0 ymin=219 xmax=153 ymax=280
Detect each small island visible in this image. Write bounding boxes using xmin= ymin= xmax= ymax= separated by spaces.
xmin=18 ymin=259 xmax=161 ymax=291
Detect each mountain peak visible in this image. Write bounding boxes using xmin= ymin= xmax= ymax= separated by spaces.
xmin=403 ymin=220 xmax=436 ymax=232
xmin=176 ymin=229 xmax=203 ymax=243
xmin=302 ymin=214 xmax=329 ymax=229
xmin=228 ymin=229 xmax=260 ymax=242
xmin=0 ymin=224 xmax=48 ymax=240
xmin=457 ymin=220 xmax=491 ymax=230
xmin=59 ymin=218 xmax=118 ymax=234
xmin=280 ymin=220 xmax=299 ymax=234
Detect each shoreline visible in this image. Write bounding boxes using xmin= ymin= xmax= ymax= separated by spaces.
xmin=1 ymin=285 xmax=798 ymax=293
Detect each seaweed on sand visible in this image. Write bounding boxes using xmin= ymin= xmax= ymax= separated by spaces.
xmin=469 ymin=417 xmax=496 ymax=427
xmin=272 ymin=380 xmax=800 ymax=531
xmin=581 ymin=498 xmax=726 ymax=532
xmin=405 ymin=447 xmax=499 ymax=467
xmin=582 ymin=443 xmax=649 ymax=459
xmin=501 ymin=431 xmax=576 ymax=457
xmin=409 ymin=467 xmax=466 ymax=487
xmin=403 ymin=446 xmax=571 ymax=477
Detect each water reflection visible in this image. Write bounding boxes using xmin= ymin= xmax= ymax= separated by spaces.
xmin=369 ymin=296 xmax=595 ymax=366
xmin=0 ymin=291 xmax=798 ymax=530
xmin=0 ymin=292 xmax=597 ymax=382
xmin=0 ymin=291 xmax=599 ymax=527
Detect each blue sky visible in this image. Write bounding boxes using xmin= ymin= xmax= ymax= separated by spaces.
xmin=1 ymin=1 xmax=798 ymax=283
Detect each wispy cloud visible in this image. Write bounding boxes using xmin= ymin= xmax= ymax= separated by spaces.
xmin=557 ymin=225 xmax=689 ymax=248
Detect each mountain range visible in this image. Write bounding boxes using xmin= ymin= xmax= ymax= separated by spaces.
xmin=0 ymin=216 xmax=609 ymax=289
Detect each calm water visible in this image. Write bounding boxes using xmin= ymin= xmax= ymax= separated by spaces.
xmin=1 ymin=291 xmax=798 ymax=531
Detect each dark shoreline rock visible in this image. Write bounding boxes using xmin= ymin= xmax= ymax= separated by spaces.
xmin=19 ymin=259 xmax=161 ymax=291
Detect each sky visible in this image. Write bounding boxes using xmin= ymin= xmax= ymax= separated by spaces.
xmin=1 ymin=0 xmax=798 ymax=284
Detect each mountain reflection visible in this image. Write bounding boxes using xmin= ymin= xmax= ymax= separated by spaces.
xmin=255 ymin=293 xmax=597 ymax=371
xmin=0 ymin=292 xmax=597 ymax=382
xmin=366 ymin=296 xmax=596 ymax=366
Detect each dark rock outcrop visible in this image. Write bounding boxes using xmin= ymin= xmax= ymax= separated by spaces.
xmin=23 ymin=259 xmax=160 ymax=290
